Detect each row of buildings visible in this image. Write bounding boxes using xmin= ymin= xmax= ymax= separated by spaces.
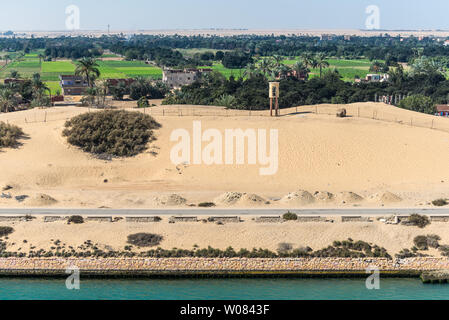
xmin=58 ymin=68 xmax=214 ymax=96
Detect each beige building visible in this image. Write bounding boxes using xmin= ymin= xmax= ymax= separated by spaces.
xmin=162 ymin=68 xmax=212 ymax=88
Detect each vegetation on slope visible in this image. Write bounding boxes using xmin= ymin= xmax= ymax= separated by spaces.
xmin=0 ymin=122 xmax=25 ymax=148
xmin=62 ymin=110 xmax=161 ymax=157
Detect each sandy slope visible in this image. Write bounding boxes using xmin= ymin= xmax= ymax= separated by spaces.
xmin=1 ymin=102 xmax=449 ymax=209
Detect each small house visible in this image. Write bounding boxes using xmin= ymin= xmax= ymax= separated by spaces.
xmin=59 ymin=75 xmax=89 ymax=96
xmin=162 ymin=68 xmax=212 ymax=88
xmin=436 ymin=105 xmax=449 ymax=117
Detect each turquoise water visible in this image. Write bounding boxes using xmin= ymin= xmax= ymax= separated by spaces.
xmin=0 ymin=278 xmax=449 ymax=300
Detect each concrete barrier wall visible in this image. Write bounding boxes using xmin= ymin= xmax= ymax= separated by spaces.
xmin=169 ymin=216 xmax=198 ymax=223
xmin=126 ymin=217 xmax=161 ymax=223
xmin=430 ymin=216 xmax=449 ymax=222
xmin=341 ymin=216 xmax=372 ymax=222
xmin=0 ymin=216 xmax=27 ymax=222
xmin=256 ymin=216 xmax=283 ymax=223
xmin=44 ymin=216 xmax=68 ymax=223
xmin=208 ymin=216 xmax=240 ymax=223
xmin=297 ymin=216 xmax=327 ymax=222
xmin=86 ymin=217 xmax=113 ymax=223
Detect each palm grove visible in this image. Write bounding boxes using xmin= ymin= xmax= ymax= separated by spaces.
xmin=2 ymin=34 xmax=449 ymax=114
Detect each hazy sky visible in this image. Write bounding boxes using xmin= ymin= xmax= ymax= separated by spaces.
xmin=1 ymin=0 xmax=449 ymax=31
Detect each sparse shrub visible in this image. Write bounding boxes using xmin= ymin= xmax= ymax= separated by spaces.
xmin=439 ymin=245 xmax=449 ymax=257
xmin=0 ymin=226 xmax=14 ymax=237
xmin=396 ymin=249 xmax=417 ymax=259
xmin=63 ymin=110 xmax=161 ymax=157
xmin=432 ymin=199 xmax=448 ymax=207
xmin=198 ymin=202 xmax=216 ymax=208
xmin=68 ymin=215 xmax=84 ymax=224
xmin=0 ymin=122 xmax=24 ymax=148
xmin=283 ymin=212 xmax=298 ymax=221
xmin=277 ymin=242 xmax=293 ymax=253
xmin=426 ymin=234 xmax=441 ymax=248
xmin=137 ymin=97 xmax=150 ymax=109
xmin=413 ymin=235 xmax=429 ymax=250
xmin=404 ymin=214 xmax=430 ymax=228
xmin=127 ymin=233 xmax=163 ymax=247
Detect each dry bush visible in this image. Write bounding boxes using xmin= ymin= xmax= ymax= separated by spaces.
xmin=63 ymin=110 xmax=161 ymax=157
xmin=68 ymin=215 xmax=84 ymax=224
xmin=0 ymin=226 xmax=14 ymax=237
xmin=0 ymin=122 xmax=24 ymax=148
xmin=127 ymin=233 xmax=163 ymax=247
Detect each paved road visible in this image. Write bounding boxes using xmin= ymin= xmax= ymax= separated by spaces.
xmin=0 ymin=208 xmax=448 ymax=216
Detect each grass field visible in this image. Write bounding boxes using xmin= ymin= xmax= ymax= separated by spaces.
xmin=98 ymin=60 xmax=162 ymax=79
xmin=45 ymin=81 xmax=62 ymax=95
xmin=282 ymin=58 xmax=375 ymax=82
xmin=1 ymin=52 xmax=379 ymax=92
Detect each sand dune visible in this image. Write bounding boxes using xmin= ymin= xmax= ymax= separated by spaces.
xmin=1 ymin=102 xmax=449 ymax=208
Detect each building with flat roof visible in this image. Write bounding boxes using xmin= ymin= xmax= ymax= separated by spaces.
xmin=59 ymin=75 xmax=89 ymax=96
xmin=436 ymin=105 xmax=449 ymax=117
xmin=162 ymin=68 xmax=212 ymax=88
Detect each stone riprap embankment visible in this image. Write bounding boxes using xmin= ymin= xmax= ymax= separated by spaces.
xmin=0 ymin=258 xmax=448 ymax=275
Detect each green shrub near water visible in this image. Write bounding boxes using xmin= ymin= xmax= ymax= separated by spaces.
xmin=62 ymin=110 xmax=161 ymax=157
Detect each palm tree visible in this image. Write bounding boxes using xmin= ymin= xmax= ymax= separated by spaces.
xmin=301 ymin=52 xmax=317 ymax=70
xmin=243 ymin=63 xmax=259 ymax=79
xmin=3 ymin=54 xmax=11 ymax=66
xmin=370 ymin=61 xmax=383 ymax=73
xmin=315 ymin=53 xmax=329 ymax=78
xmin=276 ymin=64 xmax=291 ymax=80
xmin=75 ymin=57 xmax=100 ymax=87
xmin=272 ymin=55 xmax=284 ymax=68
xmin=388 ymin=65 xmax=405 ymax=86
xmin=0 ymin=88 xmax=16 ymax=113
xmin=291 ymin=61 xmax=310 ymax=80
xmin=38 ymin=53 xmax=45 ymax=65
xmin=257 ymin=58 xmax=274 ymax=78
xmin=9 ymin=70 xmax=20 ymax=79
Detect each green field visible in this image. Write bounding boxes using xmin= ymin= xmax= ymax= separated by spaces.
xmin=45 ymin=81 xmax=62 ymax=95
xmin=282 ymin=58 xmax=375 ymax=82
xmin=97 ymin=60 xmax=162 ymax=79
xmin=1 ymin=52 xmax=379 ymax=95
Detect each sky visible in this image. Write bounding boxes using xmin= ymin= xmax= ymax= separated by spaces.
xmin=1 ymin=0 xmax=449 ymax=31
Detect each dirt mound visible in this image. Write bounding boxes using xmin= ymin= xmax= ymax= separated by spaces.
xmin=335 ymin=192 xmax=364 ymax=204
xmin=380 ymin=192 xmax=403 ymax=203
xmin=281 ymin=190 xmax=315 ymax=205
xmin=154 ymin=194 xmax=187 ymax=206
xmin=368 ymin=191 xmax=403 ymax=204
xmin=313 ymin=191 xmax=335 ymax=202
xmin=214 ymin=192 xmax=267 ymax=206
xmin=238 ymin=194 xmax=268 ymax=206
xmin=214 ymin=192 xmax=243 ymax=206
xmin=27 ymin=194 xmax=58 ymax=207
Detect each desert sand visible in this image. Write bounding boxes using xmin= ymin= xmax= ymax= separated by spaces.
xmin=0 ymin=102 xmax=449 ymax=209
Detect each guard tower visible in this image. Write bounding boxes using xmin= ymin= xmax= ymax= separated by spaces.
xmin=269 ymin=82 xmax=280 ymax=117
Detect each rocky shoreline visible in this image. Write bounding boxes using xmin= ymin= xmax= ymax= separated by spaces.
xmin=0 ymin=257 xmax=448 ymax=277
